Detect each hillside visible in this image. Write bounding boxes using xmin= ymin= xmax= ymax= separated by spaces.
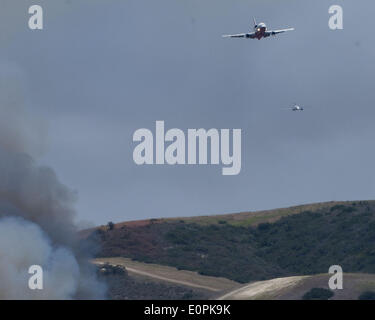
xmin=96 ymin=263 xmax=209 ymax=300
xmin=87 ymin=200 xmax=375 ymax=283
xmin=218 ymin=273 xmax=375 ymax=300
xmin=96 ymin=261 xmax=375 ymax=300
xmin=94 ymin=257 xmax=240 ymax=299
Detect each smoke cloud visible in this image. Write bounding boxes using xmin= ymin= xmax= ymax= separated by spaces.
xmin=0 ymin=63 xmax=105 ymax=299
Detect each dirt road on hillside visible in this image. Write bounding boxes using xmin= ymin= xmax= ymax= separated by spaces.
xmin=93 ymin=257 xmax=240 ymax=293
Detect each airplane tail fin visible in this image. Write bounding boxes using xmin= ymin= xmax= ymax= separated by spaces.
xmin=253 ymin=17 xmax=257 ymax=27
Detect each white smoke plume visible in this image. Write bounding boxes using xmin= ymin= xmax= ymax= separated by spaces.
xmin=0 ymin=217 xmax=80 ymax=299
xmin=0 ymin=63 xmax=106 ymax=299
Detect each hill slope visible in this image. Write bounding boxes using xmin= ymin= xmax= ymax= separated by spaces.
xmin=88 ymin=200 xmax=375 ymax=283
xmin=96 ymin=263 xmax=209 ymax=300
xmin=218 ymin=273 xmax=375 ymax=300
xmin=93 ymin=257 xmax=240 ymax=292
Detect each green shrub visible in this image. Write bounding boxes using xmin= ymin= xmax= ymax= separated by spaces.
xmin=358 ymin=291 xmax=375 ymax=300
xmin=107 ymin=221 xmax=115 ymax=230
xmin=302 ymin=288 xmax=334 ymax=300
xmin=257 ymin=222 xmax=271 ymax=231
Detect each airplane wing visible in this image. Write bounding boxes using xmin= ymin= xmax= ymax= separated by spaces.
xmin=222 ymin=32 xmax=256 ymax=39
xmin=266 ymin=28 xmax=294 ymax=36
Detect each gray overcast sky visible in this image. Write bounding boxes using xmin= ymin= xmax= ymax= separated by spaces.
xmin=1 ymin=0 xmax=374 ymax=225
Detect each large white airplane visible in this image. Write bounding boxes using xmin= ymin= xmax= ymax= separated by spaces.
xmin=223 ymin=17 xmax=294 ymax=40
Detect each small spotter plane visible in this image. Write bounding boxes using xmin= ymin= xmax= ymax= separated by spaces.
xmin=223 ymin=17 xmax=294 ymax=40
xmin=284 ymin=103 xmax=305 ymax=111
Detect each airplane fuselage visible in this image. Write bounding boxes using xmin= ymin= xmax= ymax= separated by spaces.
xmin=292 ymin=105 xmax=304 ymax=111
xmin=254 ymin=23 xmax=267 ymax=40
